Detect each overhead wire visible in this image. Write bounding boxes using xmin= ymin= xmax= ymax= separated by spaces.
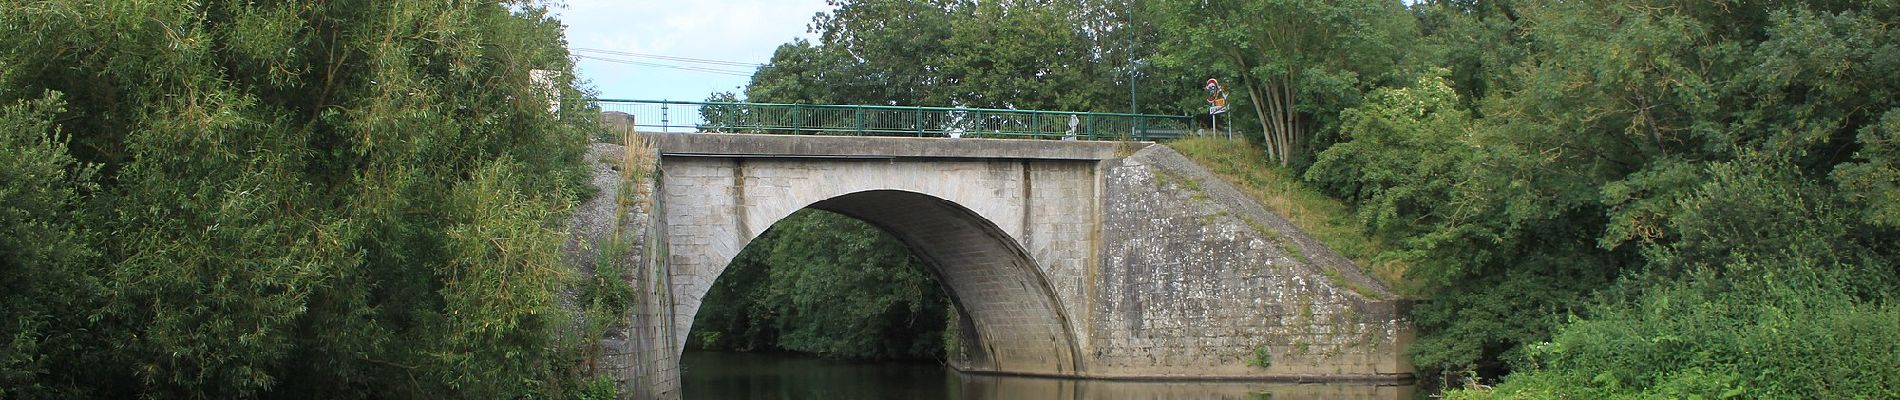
xmin=572 ymin=47 xmax=766 ymax=68
xmin=573 ymin=54 xmax=757 ymax=77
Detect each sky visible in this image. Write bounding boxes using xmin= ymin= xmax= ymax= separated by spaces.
xmin=555 ymin=0 xmax=833 ymax=102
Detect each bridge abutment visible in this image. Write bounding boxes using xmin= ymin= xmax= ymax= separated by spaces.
xmin=1090 ymin=145 xmax=1413 ymax=380
xmin=565 ymin=142 xmax=682 ymax=399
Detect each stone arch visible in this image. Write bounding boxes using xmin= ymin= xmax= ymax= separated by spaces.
xmin=808 ymin=190 xmax=1080 ymax=374
xmin=677 ymin=188 xmax=1081 ymax=376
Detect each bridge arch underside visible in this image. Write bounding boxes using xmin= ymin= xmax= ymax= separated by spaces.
xmin=807 ymin=191 xmax=1079 ymax=375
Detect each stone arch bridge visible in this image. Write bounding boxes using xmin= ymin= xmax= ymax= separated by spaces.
xmin=565 ymin=133 xmax=1412 ymax=399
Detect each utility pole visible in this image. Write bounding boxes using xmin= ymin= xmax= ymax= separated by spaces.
xmin=1127 ymin=0 xmax=1137 ymax=115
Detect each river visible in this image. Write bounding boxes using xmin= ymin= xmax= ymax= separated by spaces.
xmin=682 ymin=351 xmax=1418 ymax=400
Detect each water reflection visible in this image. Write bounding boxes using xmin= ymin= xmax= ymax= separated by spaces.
xmin=953 ymin=374 xmax=1413 ymax=400
xmin=683 ymin=351 xmax=1414 ymax=400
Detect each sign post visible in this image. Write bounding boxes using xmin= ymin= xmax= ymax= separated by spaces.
xmin=1205 ymin=78 xmax=1232 ymax=139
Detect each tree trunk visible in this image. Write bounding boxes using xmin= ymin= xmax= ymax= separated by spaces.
xmin=1271 ymin=80 xmax=1289 ymax=166
xmin=1229 ymin=50 xmax=1278 ymax=161
xmin=1280 ymin=67 xmax=1298 ymax=167
xmin=1245 ymin=82 xmax=1277 ymax=161
xmin=1259 ymin=78 xmax=1291 ymax=167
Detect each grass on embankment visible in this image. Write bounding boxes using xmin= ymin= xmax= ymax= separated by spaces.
xmin=1165 ymin=137 xmax=1408 ymax=294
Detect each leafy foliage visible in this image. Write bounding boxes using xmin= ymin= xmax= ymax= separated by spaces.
xmin=1450 ymin=161 xmax=1900 ymax=399
xmin=0 ymin=92 xmax=111 ymax=398
xmin=1148 ymin=0 xmax=1417 ymax=167
xmin=689 ymin=210 xmax=949 ymax=361
xmin=0 ymin=0 xmax=598 ymax=398
xmin=1305 ymin=0 xmax=1900 ymax=392
xmin=748 ymin=0 xmax=1204 ymax=114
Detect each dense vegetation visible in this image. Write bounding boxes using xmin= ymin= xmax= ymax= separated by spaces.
xmin=729 ymin=0 xmax=1900 ymax=397
xmin=1365 ymin=2 xmax=1900 ymax=396
xmin=0 ymin=1 xmax=609 ymax=398
xmin=688 ymin=210 xmax=949 ymax=361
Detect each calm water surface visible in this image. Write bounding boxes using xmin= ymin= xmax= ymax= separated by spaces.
xmin=682 ymin=351 xmax=1416 ymax=400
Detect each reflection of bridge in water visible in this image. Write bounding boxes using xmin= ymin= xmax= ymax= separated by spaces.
xmin=954 ymin=374 xmax=1416 ymax=400
xmin=597 ymin=99 xmax=1197 ymax=140
xmin=681 ymin=351 xmax=1415 ymax=400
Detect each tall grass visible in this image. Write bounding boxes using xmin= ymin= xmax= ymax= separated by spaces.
xmin=616 ymin=130 xmax=657 ymax=208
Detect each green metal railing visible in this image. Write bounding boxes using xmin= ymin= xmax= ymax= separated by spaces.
xmin=596 ymin=99 xmax=1195 ymax=141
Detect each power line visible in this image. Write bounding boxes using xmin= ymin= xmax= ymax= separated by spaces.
xmin=572 ymin=48 xmax=765 ymax=68
xmin=574 ymin=54 xmax=756 ymax=77
xmin=577 ymin=54 xmax=755 ymax=77
xmin=576 ymin=48 xmax=762 ymax=68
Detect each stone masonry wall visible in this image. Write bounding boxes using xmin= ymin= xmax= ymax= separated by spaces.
xmin=1089 ymin=145 xmax=1413 ymax=380
xmin=1021 ymin=160 xmax=1100 ymax=354
xmin=564 ymin=143 xmax=680 ymax=400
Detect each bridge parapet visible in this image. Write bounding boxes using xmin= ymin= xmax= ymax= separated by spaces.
xmin=599 ymin=99 xmax=1197 ymax=140
xmin=649 ymin=131 xmax=1144 ymax=160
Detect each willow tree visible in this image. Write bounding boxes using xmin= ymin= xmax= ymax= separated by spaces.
xmin=0 ymin=1 xmax=599 ymax=398
xmin=1150 ymin=0 xmax=1414 ymax=166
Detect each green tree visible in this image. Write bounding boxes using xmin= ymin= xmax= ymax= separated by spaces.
xmin=698 ymin=91 xmax=756 ymax=133
xmin=689 ymin=210 xmax=949 ymax=360
xmin=0 ymin=1 xmax=598 ymax=398
xmin=746 ymin=39 xmax=847 ymax=104
xmin=1311 ymin=0 xmax=1900 ymax=388
xmin=942 ymin=1 xmax=1092 ymax=110
xmin=0 ymin=93 xmax=113 ymax=398
xmin=808 ymin=0 xmax=960 ymax=106
xmin=1308 ymin=71 xmax=1621 ymax=381
xmin=1834 ymin=110 xmax=1900 ymax=229
xmin=1409 ymin=0 xmax=1530 ymax=113
xmin=748 ymin=0 xmax=1202 ymax=115
xmin=1149 ymin=0 xmax=1416 ymax=167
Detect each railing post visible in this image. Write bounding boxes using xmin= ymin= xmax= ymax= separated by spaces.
xmin=660 ymin=100 xmax=670 ymax=132
xmin=1086 ymin=114 xmax=1095 ymax=140
xmin=916 ymin=106 xmax=925 ymax=137
xmin=717 ymin=103 xmax=729 ymax=132
xmin=792 ymin=104 xmax=802 ymax=134
xmin=854 ymin=105 xmax=865 ymax=135
xmin=1033 ymin=110 xmax=1048 ymax=139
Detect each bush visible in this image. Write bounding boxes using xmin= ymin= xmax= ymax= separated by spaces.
xmin=1453 ymin=159 xmax=1900 ymax=399
xmin=1455 ymin=275 xmax=1900 ymax=399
